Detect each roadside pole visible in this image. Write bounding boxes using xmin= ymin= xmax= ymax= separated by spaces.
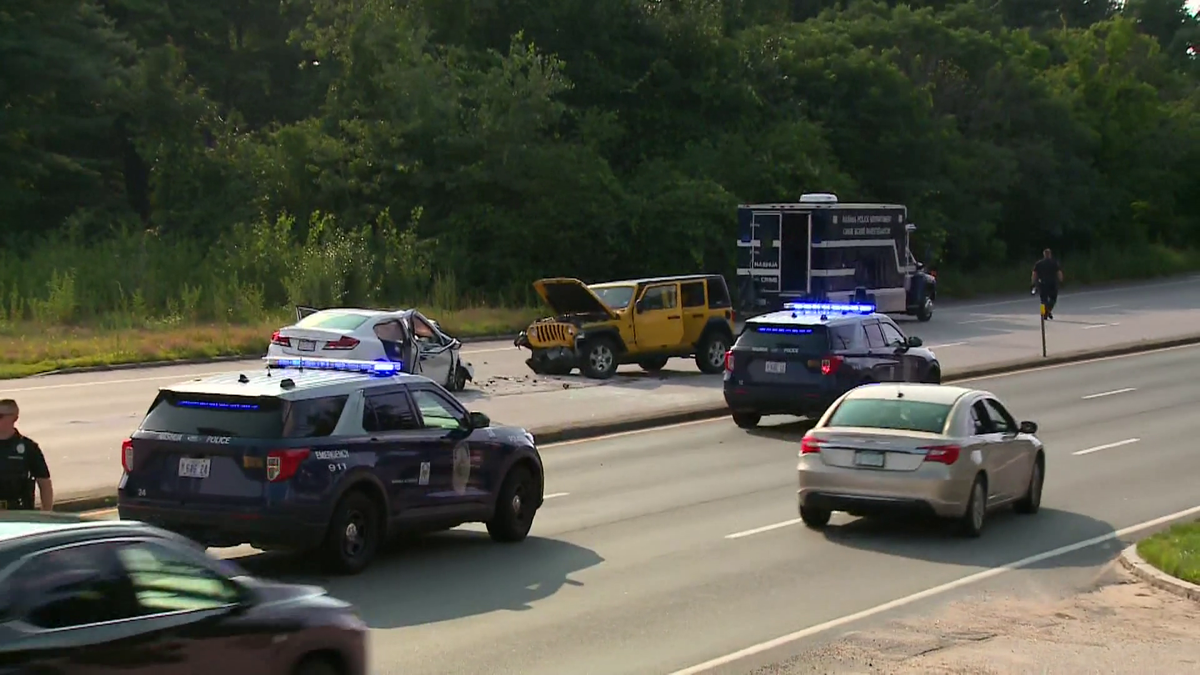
xmin=1040 ymin=303 xmax=1047 ymax=357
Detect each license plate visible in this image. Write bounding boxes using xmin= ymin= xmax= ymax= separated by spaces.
xmin=764 ymin=361 xmax=786 ymax=374
xmin=298 ymin=339 xmax=316 ymax=352
xmin=854 ymin=451 xmax=885 ymax=468
xmin=178 ymin=458 xmax=211 ymax=479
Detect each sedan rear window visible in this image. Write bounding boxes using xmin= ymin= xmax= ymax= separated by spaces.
xmin=139 ymin=393 xmax=348 ymax=439
xmin=295 ymin=312 xmax=372 ymax=331
xmin=736 ymin=324 xmax=830 ymax=354
xmin=826 ymin=398 xmax=951 ymax=434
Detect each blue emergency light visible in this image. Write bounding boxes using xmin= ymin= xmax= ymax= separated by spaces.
xmin=264 ymin=356 xmax=404 ymax=376
xmin=783 ymin=302 xmax=875 ymax=315
xmin=755 ymin=326 xmax=814 ymax=334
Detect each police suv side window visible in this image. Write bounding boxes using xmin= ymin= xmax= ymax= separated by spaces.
xmin=879 ymin=321 xmax=906 ymax=347
xmin=863 ymin=322 xmax=887 ymax=349
xmin=681 ymin=281 xmax=706 ymax=308
xmin=363 ymin=392 xmax=420 ymax=432
xmin=829 ymin=325 xmax=857 ymax=350
xmin=283 ymin=395 xmax=348 ymax=438
xmin=11 ymin=542 xmax=138 ymax=629
xmin=410 ymin=389 xmax=466 ymax=431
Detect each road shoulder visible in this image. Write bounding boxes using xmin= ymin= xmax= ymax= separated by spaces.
xmin=1121 ymin=542 xmax=1200 ymax=602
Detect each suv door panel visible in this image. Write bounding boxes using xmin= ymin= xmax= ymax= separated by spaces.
xmin=862 ymin=321 xmax=900 ymax=381
xmin=680 ymin=281 xmax=709 ymax=345
xmin=409 ymin=388 xmax=484 ymax=508
xmin=634 ymin=283 xmax=684 ymax=350
xmin=878 ymin=319 xmax=921 ymax=381
xmin=361 ymin=389 xmax=434 ymax=514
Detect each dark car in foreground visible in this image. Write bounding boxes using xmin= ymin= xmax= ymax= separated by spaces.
xmin=0 ymin=512 xmax=366 ymax=675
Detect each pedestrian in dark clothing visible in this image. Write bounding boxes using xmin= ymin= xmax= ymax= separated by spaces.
xmin=1031 ymin=249 xmax=1063 ymax=319
xmin=0 ymin=399 xmax=54 ymax=510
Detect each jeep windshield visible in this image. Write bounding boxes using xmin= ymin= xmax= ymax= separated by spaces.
xmin=589 ymin=285 xmax=635 ymax=309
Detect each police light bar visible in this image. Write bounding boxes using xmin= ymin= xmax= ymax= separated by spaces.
xmin=783 ymin=302 xmax=876 ymax=315
xmin=264 ymin=356 xmax=404 ymax=376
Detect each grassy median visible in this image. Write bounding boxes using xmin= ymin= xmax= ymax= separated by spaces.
xmin=1137 ymin=519 xmax=1200 ymax=585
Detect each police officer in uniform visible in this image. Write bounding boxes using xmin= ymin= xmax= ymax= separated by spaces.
xmin=0 ymin=399 xmax=54 ymax=511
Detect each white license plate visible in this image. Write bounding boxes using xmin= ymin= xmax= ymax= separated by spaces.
xmin=298 ymin=339 xmax=316 ymax=352
xmin=764 ymin=361 xmax=786 ymax=374
xmin=178 ymin=458 xmax=211 ymax=479
xmin=854 ymin=451 xmax=885 ymax=468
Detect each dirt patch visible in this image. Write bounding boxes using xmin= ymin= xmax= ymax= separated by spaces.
xmin=751 ymin=566 xmax=1200 ymax=674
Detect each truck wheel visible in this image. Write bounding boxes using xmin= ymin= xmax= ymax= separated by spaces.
xmin=695 ymin=332 xmax=730 ymax=374
xmin=916 ymin=294 xmax=934 ymax=322
xmin=638 ymin=357 xmax=669 ymax=372
xmin=320 ymin=490 xmax=382 ymax=575
xmin=582 ymin=338 xmax=619 ymax=379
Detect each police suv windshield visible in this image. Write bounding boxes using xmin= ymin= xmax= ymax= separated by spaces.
xmin=590 ymin=285 xmax=635 ymax=309
xmin=139 ymin=392 xmax=347 ymax=439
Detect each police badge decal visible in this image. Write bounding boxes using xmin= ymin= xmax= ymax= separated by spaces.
xmin=451 ymin=441 xmax=471 ymax=495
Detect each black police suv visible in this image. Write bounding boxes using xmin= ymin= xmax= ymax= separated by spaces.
xmin=722 ymin=303 xmax=941 ymax=429
xmin=117 ymin=357 xmax=546 ymax=575
xmin=0 ymin=512 xmax=366 ymax=674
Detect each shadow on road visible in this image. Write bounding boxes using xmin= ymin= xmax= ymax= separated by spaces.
xmin=234 ymin=530 xmax=604 ymax=629
xmin=820 ymin=507 xmax=1118 ymax=571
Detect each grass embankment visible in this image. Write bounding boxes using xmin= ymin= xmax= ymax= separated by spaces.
xmin=1 ymin=236 xmax=1198 ymax=380
xmin=1137 ymin=519 xmax=1200 ymax=585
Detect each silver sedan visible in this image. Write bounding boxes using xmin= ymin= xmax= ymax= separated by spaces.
xmin=796 ymin=383 xmax=1044 ymax=537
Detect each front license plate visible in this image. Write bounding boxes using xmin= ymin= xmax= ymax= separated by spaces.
xmin=298 ymin=339 xmax=316 ymax=352
xmin=854 ymin=451 xmax=885 ymax=468
xmin=764 ymin=361 xmax=786 ymax=374
xmin=178 ymin=458 xmax=211 ymax=479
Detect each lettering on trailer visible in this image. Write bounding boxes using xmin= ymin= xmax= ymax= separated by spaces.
xmin=831 ymin=211 xmax=904 ymax=239
xmin=841 ymin=226 xmax=892 ymax=237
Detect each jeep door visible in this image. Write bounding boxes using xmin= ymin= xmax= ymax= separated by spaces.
xmin=633 ymin=283 xmax=684 ymax=350
xmin=679 ymin=280 xmax=709 ymax=345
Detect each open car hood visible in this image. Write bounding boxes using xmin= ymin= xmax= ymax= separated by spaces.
xmin=532 ymin=278 xmax=618 ymax=319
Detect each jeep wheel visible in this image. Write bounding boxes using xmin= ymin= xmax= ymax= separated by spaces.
xmin=487 ymin=465 xmax=537 ymax=542
xmin=638 ymin=356 xmax=669 ymax=372
xmin=696 ymin=332 xmax=730 ymax=374
xmin=582 ymin=338 xmax=619 ymax=379
xmin=916 ymin=294 xmax=934 ymax=322
xmin=320 ymin=490 xmax=381 ymax=575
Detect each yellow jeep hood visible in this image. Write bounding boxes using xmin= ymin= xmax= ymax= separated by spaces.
xmin=532 ymin=278 xmax=618 ymax=319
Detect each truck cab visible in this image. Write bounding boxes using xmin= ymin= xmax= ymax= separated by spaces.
xmin=735 ymin=193 xmax=937 ymax=322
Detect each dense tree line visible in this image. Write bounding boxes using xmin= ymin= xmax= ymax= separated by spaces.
xmin=3 ymin=0 xmax=1200 ymax=309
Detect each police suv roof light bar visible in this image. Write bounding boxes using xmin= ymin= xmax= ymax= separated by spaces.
xmin=264 ymin=356 xmax=403 ymax=376
xmin=783 ymin=302 xmax=875 ymax=315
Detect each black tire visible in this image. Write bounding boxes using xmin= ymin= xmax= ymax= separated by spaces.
xmin=695 ymin=331 xmax=730 ymax=374
xmin=732 ymin=412 xmax=761 ymax=429
xmin=294 ymin=656 xmax=339 ymax=675
xmin=1013 ymin=454 xmax=1044 ymax=515
xmin=638 ymin=356 xmax=670 ymax=372
xmin=800 ymin=505 xmax=832 ymax=529
xmin=581 ymin=338 xmax=619 ymax=379
xmin=449 ymin=364 xmax=468 ymax=391
xmin=916 ymin=293 xmax=934 ymax=322
xmin=320 ymin=490 xmax=382 ymax=575
xmin=487 ymin=465 xmax=538 ymax=543
xmin=923 ymin=366 xmax=941 ymax=384
xmin=957 ymin=475 xmax=987 ymax=538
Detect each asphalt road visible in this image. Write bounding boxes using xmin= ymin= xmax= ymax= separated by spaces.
xmin=183 ymin=343 xmax=1200 ymax=675
xmin=6 ymin=276 xmax=1200 ymax=499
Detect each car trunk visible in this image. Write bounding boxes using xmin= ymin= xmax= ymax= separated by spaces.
xmin=273 ymin=327 xmax=360 ymax=356
xmin=806 ymin=428 xmax=947 ymax=472
xmin=731 ymin=324 xmax=833 ymax=386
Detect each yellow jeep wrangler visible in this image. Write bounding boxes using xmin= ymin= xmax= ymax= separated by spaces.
xmin=514 ymin=274 xmax=737 ymax=379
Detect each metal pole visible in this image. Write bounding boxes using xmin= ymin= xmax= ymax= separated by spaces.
xmin=1040 ymin=303 xmax=1047 ymax=357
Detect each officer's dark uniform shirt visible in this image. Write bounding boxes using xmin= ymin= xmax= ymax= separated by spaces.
xmin=1033 ymin=258 xmax=1061 ymax=289
xmin=0 ymin=433 xmax=50 ymax=509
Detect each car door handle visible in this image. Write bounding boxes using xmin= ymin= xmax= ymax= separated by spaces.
xmin=668 ymin=315 xmax=681 ymax=320
xmin=691 ymin=313 xmax=704 ymax=318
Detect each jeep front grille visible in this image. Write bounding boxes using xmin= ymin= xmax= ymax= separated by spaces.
xmin=528 ymin=322 xmax=576 ymax=348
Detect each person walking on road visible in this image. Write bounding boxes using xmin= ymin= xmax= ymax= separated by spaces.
xmin=1031 ymin=248 xmax=1063 ymax=319
xmin=0 ymin=399 xmax=54 ymax=511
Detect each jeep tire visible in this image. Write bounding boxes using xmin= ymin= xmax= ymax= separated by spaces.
xmin=695 ymin=331 xmax=730 ymax=374
xmin=581 ymin=337 xmax=619 ymax=379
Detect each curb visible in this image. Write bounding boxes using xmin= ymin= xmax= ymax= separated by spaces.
xmin=49 ymin=331 xmax=1200 ymax=516
xmin=1119 ymin=544 xmax=1200 ymax=602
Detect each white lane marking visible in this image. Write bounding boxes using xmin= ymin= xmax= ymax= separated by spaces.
xmin=1073 ymin=438 xmax=1140 ymax=456
xmin=1082 ymin=322 xmax=1120 ymax=330
xmin=667 ymin=503 xmax=1200 ymax=675
xmin=1081 ymin=387 xmax=1136 ymax=400
xmin=544 ymin=492 xmax=570 ymax=500
xmin=725 ymin=518 xmax=804 ymax=540
xmin=957 ymin=318 xmax=997 ymax=324
xmin=462 ymin=346 xmax=516 ymax=355
xmin=927 ymin=341 xmax=968 ymax=349
xmin=1090 ymin=304 xmax=1119 ymax=310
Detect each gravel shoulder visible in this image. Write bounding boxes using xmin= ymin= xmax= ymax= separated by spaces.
xmin=749 ymin=565 xmax=1200 ymax=674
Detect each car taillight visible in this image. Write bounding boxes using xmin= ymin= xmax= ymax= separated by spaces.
xmin=724 ymin=350 xmax=734 ymax=371
xmin=266 ymin=449 xmax=311 ymax=482
xmin=821 ymin=355 xmax=844 ymax=376
xmin=121 ymin=438 xmax=134 ymax=473
xmin=324 ymin=336 xmax=360 ymax=350
xmin=920 ymin=444 xmax=960 ymax=465
xmin=800 ymin=436 xmax=822 ymax=454
xmin=270 ymin=330 xmax=290 ymax=347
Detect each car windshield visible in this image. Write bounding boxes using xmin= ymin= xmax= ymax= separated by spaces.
xmin=736 ymin=324 xmax=831 ymax=353
xmin=589 ymin=285 xmax=635 ymax=309
xmin=826 ymin=398 xmax=951 ymax=434
xmin=295 ymin=311 xmax=372 ymax=331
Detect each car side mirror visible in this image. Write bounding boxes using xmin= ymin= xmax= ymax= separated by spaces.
xmin=1018 ymin=420 xmax=1037 ymax=435
xmin=906 ymin=336 xmax=923 ymax=347
xmin=469 ymin=411 xmax=491 ymax=429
